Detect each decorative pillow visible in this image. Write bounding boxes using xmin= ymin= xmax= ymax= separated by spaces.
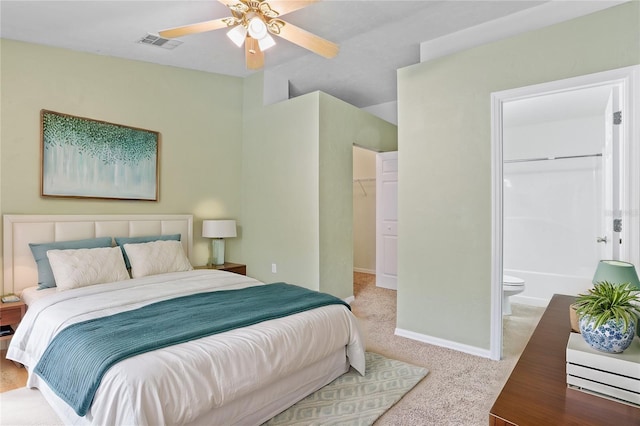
xmin=115 ymin=234 xmax=181 ymax=269
xmin=123 ymin=240 xmax=192 ymax=278
xmin=29 ymin=237 xmax=113 ymax=290
xmin=46 ymin=246 xmax=130 ymax=291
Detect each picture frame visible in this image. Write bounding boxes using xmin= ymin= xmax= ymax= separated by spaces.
xmin=40 ymin=110 xmax=159 ymax=201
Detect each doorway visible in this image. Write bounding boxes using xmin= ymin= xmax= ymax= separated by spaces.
xmin=353 ymin=145 xmax=377 ymax=276
xmin=490 ymin=65 xmax=640 ymax=359
xmin=503 ymin=85 xmax=620 ymax=305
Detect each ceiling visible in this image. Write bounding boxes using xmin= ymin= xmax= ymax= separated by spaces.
xmin=2 ymin=0 xmax=557 ymax=109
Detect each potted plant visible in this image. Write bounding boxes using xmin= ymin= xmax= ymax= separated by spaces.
xmin=573 ymin=281 xmax=640 ymax=353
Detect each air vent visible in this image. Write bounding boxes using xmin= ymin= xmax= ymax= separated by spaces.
xmin=137 ymin=34 xmax=182 ymax=50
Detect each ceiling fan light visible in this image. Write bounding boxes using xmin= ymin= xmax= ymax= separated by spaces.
xmin=247 ymin=17 xmax=268 ymax=40
xmin=226 ymin=25 xmax=247 ymax=47
xmin=258 ymin=34 xmax=276 ymax=51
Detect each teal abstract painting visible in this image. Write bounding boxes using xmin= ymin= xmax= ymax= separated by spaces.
xmin=41 ymin=110 xmax=159 ymax=200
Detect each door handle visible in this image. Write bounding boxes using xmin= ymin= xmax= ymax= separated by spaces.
xmin=596 ymin=236 xmax=608 ymax=244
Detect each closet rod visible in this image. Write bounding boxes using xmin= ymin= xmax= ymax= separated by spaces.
xmin=504 ymin=153 xmax=602 ymax=164
xmin=353 ymin=178 xmax=375 ymax=197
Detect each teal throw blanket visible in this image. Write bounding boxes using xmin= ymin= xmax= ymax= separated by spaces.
xmin=34 ymin=283 xmax=350 ymax=416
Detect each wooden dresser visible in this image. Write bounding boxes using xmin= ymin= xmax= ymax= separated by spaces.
xmin=490 ymin=294 xmax=639 ymax=425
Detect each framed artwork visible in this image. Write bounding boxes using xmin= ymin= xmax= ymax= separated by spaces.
xmin=41 ymin=110 xmax=159 ymax=201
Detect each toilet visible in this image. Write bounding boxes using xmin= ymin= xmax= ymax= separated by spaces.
xmin=503 ymin=275 xmax=525 ymax=315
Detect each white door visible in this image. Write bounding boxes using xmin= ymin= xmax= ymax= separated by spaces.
xmin=602 ymin=86 xmax=622 ymax=260
xmin=376 ymin=151 xmax=398 ymax=289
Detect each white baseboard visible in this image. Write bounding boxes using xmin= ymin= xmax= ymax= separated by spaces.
xmin=376 ymin=282 xmax=397 ymax=290
xmin=344 ymin=295 xmax=355 ymax=305
xmin=353 ymin=268 xmax=375 ymax=274
xmin=395 ymin=328 xmax=493 ymax=359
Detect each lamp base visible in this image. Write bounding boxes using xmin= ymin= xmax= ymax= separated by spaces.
xmin=209 ymin=238 xmax=225 ymax=266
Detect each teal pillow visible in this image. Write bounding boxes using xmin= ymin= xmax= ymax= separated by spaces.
xmin=115 ymin=234 xmax=181 ymax=269
xmin=29 ymin=237 xmax=114 ymax=290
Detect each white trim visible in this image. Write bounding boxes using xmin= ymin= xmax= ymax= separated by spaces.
xmin=395 ymin=328 xmax=493 ymax=360
xmin=490 ymin=65 xmax=640 ymax=360
xmin=344 ymin=295 xmax=355 ymax=305
xmin=490 ymin=93 xmax=504 ymax=361
xmin=420 ymin=0 xmax=628 ymax=63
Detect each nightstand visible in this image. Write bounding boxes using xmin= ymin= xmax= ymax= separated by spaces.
xmin=195 ymin=262 xmax=247 ymax=276
xmin=0 ymin=300 xmax=26 ymax=342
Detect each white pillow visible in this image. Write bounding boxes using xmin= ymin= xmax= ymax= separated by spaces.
xmin=123 ymin=240 xmax=193 ymax=278
xmin=47 ymin=246 xmax=130 ymax=291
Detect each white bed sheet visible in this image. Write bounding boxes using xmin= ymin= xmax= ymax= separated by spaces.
xmin=20 ymin=286 xmax=55 ymax=306
xmin=8 ymin=270 xmax=365 ymax=426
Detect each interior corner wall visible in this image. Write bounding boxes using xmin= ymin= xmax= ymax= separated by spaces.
xmin=397 ymin=1 xmax=640 ymax=351
xmin=318 ymin=93 xmax=397 ymax=299
xmin=241 ymin=76 xmax=397 ymax=298
xmin=241 ymin=73 xmax=321 ymax=289
xmin=0 ymin=39 xmax=244 ymax=290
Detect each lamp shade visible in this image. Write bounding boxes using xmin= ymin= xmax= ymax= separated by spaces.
xmin=258 ymin=33 xmax=276 ymax=51
xmin=202 ymin=220 xmax=237 ymax=239
xmin=592 ymin=260 xmax=640 ymax=290
xmin=247 ymin=17 xmax=268 ymax=40
xmin=227 ymin=25 xmax=247 ymax=47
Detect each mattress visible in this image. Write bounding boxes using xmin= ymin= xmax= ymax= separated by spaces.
xmin=8 ymin=269 xmax=365 ymax=425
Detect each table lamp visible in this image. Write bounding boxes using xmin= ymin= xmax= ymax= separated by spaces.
xmin=592 ymin=260 xmax=640 ymax=290
xmin=202 ymin=220 xmax=237 ymax=266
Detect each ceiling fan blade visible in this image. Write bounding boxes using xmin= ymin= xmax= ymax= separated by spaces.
xmin=275 ymin=21 xmax=338 ymax=59
xmin=245 ymin=37 xmax=264 ymax=70
xmin=159 ymin=18 xmax=231 ymax=38
xmin=217 ymin=0 xmax=243 ymax=7
xmin=267 ymin=0 xmax=319 ymax=16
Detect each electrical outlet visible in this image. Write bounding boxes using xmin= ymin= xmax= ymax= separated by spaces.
xmin=271 ymin=263 xmax=277 ymax=273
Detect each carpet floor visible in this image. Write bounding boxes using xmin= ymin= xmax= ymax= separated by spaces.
xmin=351 ymin=272 xmax=544 ymax=425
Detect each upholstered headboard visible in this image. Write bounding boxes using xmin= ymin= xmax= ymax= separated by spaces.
xmin=3 ymin=214 xmax=193 ymax=295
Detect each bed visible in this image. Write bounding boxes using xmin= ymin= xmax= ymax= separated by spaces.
xmin=3 ymin=214 xmax=365 ymax=425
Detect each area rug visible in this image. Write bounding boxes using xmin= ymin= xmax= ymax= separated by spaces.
xmin=0 ymin=352 xmax=428 ymax=426
xmin=264 ymin=352 xmax=429 ymax=426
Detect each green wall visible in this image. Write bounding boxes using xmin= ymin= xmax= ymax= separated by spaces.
xmin=0 ymin=40 xmax=397 ymax=299
xmin=318 ymin=93 xmax=397 ymax=298
xmin=397 ymin=2 xmax=640 ymax=351
xmin=0 ymin=39 xmax=244 ymax=292
xmin=242 ymin=75 xmax=397 ymax=298
xmin=242 ymin=73 xmax=321 ymax=289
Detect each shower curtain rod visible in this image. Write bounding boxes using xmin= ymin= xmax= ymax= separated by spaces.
xmin=504 ymin=153 xmax=602 ymax=164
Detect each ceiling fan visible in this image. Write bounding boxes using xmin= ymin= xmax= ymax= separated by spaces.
xmin=159 ymin=0 xmax=339 ymax=70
